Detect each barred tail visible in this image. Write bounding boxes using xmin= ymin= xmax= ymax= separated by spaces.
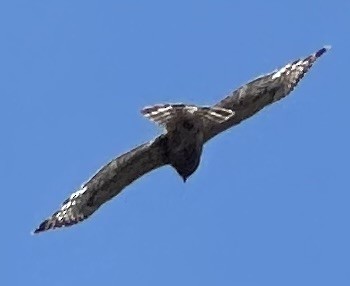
xmin=141 ymin=103 xmax=234 ymax=126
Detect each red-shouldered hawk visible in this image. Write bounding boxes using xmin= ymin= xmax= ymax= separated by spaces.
xmin=33 ymin=46 xmax=330 ymax=234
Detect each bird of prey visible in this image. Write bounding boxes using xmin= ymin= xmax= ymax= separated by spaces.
xmin=33 ymin=46 xmax=330 ymax=234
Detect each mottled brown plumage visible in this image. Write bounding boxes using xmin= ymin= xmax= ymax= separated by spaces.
xmin=141 ymin=104 xmax=234 ymax=181
xmin=33 ymin=47 xmax=329 ymax=234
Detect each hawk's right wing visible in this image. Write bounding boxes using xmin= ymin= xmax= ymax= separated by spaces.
xmin=33 ymin=135 xmax=169 ymax=234
xmin=203 ymin=46 xmax=330 ymax=142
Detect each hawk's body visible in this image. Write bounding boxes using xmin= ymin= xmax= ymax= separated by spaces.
xmin=167 ymin=120 xmax=204 ymax=182
xmin=34 ymin=47 xmax=330 ymax=234
xmin=163 ymin=113 xmax=205 ymax=181
xmin=142 ymin=104 xmax=234 ymax=180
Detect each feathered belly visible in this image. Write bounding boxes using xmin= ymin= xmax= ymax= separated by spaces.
xmin=167 ymin=128 xmax=204 ymax=180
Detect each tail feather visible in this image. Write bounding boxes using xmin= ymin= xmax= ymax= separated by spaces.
xmin=199 ymin=106 xmax=234 ymax=123
xmin=141 ymin=104 xmax=234 ymax=126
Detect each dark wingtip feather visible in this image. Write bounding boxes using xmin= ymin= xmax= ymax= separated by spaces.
xmin=32 ymin=220 xmax=49 ymax=234
xmin=315 ymin=45 xmax=331 ymax=58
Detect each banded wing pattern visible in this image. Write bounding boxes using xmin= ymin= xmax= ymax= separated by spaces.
xmin=204 ymin=46 xmax=330 ymax=142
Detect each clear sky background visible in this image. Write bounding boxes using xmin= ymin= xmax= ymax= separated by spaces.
xmin=1 ymin=1 xmax=349 ymax=285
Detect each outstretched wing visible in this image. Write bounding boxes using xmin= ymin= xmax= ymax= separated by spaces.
xmin=203 ymin=46 xmax=330 ymax=142
xmin=33 ymin=135 xmax=169 ymax=234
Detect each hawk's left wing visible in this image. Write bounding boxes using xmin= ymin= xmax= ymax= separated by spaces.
xmin=203 ymin=46 xmax=330 ymax=142
xmin=33 ymin=135 xmax=169 ymax=234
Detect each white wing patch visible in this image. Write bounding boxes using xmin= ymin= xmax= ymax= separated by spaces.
xmin=33 ymin=185 xmax=94 ymax=234
xmin=272 ymin=46 xmax=330 ymax=81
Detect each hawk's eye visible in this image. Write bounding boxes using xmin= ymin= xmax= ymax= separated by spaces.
xmin=182 ymin=121 xmax=193 ymax=130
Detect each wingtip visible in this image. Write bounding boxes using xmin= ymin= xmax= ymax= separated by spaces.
xmin=315 ymin=45 xmax=331 ymax=58
xmin=31 ymin=229 xmax=39 ymax=235
xmin=32 ymin=220 xmax=48 ymax=235
xmin=31 ymin=228 xmax=41 ymax=235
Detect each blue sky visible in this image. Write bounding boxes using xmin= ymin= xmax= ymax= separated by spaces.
xmin=2 ymin=1 xmax=349 ymax=285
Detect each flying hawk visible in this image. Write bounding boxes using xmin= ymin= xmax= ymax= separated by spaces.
xmin=33 ymin=46 xmax=330 ymax=234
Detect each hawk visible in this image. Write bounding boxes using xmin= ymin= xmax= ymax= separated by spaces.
xmin=33 ymin=46 xmax=330 ymax=234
